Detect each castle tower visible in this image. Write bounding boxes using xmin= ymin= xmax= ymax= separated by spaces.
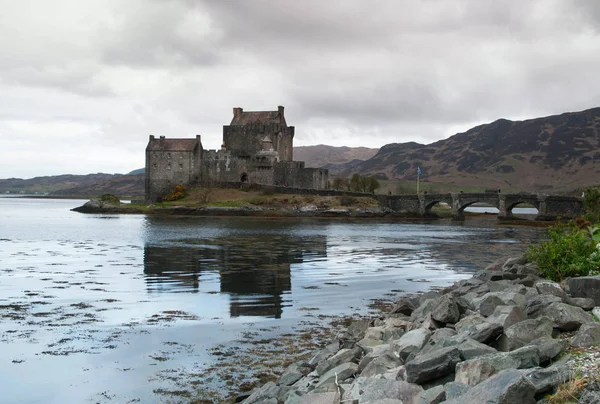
xmin=222 ymin=106 xmax=294 ymax=161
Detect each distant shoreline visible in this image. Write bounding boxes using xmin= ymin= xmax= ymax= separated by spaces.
xmin=4 ymin=195 xmax=141 ymax=200
xmin=69 ymin=202 xmax=549 ymax=227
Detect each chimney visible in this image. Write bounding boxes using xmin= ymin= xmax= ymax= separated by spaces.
xmin=149 ymin=135 xmax=155 ymax=140
xmin=233 ymin=107 xmax=243 ymax=117
xmin=278 ymin=105 xmax=284 ymax=116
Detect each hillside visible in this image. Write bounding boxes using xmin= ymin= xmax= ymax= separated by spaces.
xmin=52 ymin=175 xmax=144 ymax=197
xmin=349 ymin=107 xmax=600 ymax=193
xmin=293 ymin=145 xmax=378 ymax=168
xmin=0 ymin=173 xmax=144 ymax=197
xmin=4 ymin=108 xmax=599 ymax=197
xmin=0 ymin=146 xmax=375 ymax=197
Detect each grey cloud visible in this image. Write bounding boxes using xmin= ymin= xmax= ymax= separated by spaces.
xmin=193 ymin=0 xmax=600 ymax=128
xmin=1 ymin=0 xmax=600 ymax=178
xmin=99 ymin=1 xmax=224 ymax=68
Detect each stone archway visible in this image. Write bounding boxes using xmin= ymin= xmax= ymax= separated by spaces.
xmin=240 ymin=173 xmax=248 ymax=183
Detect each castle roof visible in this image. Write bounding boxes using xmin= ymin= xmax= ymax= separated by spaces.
xmin=146 ymin=138 xmax=199 ymax=151
xmin=230 ymin=106 xmax=286 ymax=126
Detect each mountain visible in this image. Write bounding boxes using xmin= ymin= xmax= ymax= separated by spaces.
xmin=293 ymin=145 xmax=378 ymax=168
xmin=0 ymin=173 xmax=144 ymax=197
xmin=52 ymin=175 xmax=144 ymax=197
xmin=0 ymin=146 xmax=374 ymax=197
xmin=4 ymin=108 xmax=598 ymax=196
xmin=348 ymin=107 xmax=600 ymax=192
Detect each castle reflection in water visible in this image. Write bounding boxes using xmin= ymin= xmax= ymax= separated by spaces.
xmin=143 ymin=234 xmax=327 ymax=318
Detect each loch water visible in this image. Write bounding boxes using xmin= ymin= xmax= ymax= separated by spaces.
xmin=0 ymin=197 xmax=545 ymax=403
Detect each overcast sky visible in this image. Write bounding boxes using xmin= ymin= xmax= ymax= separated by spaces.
xmin=1 ymin=0 xmax=599 ymax=178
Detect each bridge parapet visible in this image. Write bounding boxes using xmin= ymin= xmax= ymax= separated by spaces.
xmin=537 ymin=196 xmax=583 ymax=221
xmin=376 ymin=195 xmax=420 ymax=213
xmin=375 ymin=192 xmax=582 ymax=220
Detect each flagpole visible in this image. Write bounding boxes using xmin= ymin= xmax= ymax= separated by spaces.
xmin=417 ymin=170 xmax=420 ymax=194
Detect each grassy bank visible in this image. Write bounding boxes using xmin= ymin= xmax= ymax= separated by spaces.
xmin=131 ymin=188 xmax=381 ymax=211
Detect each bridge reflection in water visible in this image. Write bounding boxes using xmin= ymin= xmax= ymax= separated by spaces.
xmin=143 ymin=235 xmax=327 ymax=318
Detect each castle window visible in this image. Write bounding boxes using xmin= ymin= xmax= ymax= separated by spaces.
xmin=167 ymin=164 xmax=171 ymax=170
xmin=179 ymin=163 xmax=183 ymax=169
xmin=152 ymin=164 xmax=157 ymax=169
xmin=167 ymin=153 xmax=171 ymax=159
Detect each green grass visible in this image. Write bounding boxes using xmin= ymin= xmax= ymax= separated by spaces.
xmin=205 ymin=200 xmax=250 ymax=208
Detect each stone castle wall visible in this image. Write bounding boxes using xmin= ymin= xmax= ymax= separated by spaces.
xmin=145 ymin=137 xmax=202 ymax=202
xmin=223 ymin=124 xmax=294 ymax=161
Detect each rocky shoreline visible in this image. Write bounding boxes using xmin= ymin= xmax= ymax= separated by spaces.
xmin=72 ymin=199 xmax=425 ymax=218
xmin=238 ymin=256 xmax=600 ymax=404
xmin=72 ymin=199 xmax=524 ymax=221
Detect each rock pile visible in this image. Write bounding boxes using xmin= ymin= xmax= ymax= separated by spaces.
xmin=239 ymin=256 xmax=600 ymax=404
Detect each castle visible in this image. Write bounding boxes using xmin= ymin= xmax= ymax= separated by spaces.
xmin=145 ymin=106 xmax=329 ymax=201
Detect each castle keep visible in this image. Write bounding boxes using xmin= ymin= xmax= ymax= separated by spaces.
xmin=145 ymin=106 xmax=329 ymax=201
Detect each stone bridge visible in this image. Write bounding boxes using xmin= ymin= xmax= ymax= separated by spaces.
xmin=377 ymin=192 xmax=583 ymax=221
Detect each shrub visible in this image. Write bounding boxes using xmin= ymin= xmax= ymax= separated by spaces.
xmin=99 ymin=194 xmax=120 ymax=205
xmin=583 ymin=186 xmax=600 ymax=223
xmin=527 ymin=223 xmax=599 ymax=282
xmin=162 ymin=185 xmax=188 ymax=202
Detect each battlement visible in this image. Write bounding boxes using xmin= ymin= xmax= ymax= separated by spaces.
xmin=223 ymin=123 xmax=294 ymax=134
xmin=203 ymin=149 xmax=232 ymax=160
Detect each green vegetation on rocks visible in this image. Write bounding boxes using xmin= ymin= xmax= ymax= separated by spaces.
xmin=99 ymin=193 xmax=120 ymax=205
xmin=527 ymin=186 xmax=600 ymax=282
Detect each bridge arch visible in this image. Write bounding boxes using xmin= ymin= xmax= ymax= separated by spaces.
xmin=424 ymin=200 xmax=445 ymax=212
xmin=451 ymin=193 xmax=501 ymax=220
xmin=500 ymin=195 xmax=541 ymax=219
xmin=506 ymin=200 xmax=540 ymax=211
xmin=420 ymin=194 xmax=453 ymax=216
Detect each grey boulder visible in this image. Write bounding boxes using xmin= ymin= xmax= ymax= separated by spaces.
xmin=525 ymin=294 xmax=563 ymax=317
xmin=536 ymin=302 xmax=594 ymax=331
xmin=344 ymin=377 xmax=423 ymax=404
xmin=405 ymin=346 xmax=462 ymax=384
xmin=454 ymin=345 xmax=540 ymax=386
xmin=520 ymin=364 xmax=572 ymax=395
xmin=528 ymin=337 xmax=568 ymax=364
xmin=495 ymin=316 xmax=553 ymax=352
xmin=534 ymin=280 xmax=567 ymax=300
xmin=568 ymin=276 xmax=600 ymax=305
xmin=485 ymin=305 xmax=527 ymax=330
xmin=431 ymin=295 xmax=460 ymax=324
xmin=475 ymin=292 xmax=526 ymax=317
xmin=315 ymin=362 xmax=358 ymax=389
xmin=244 ymin=381 xmax=281 ymax=404
xmin=361 ymin=352 xmax=403 ymax=378
xmin=392 ymin=328 xmax=431 ymax=362
xmin=443 ymin=369 xmax=536 ymax=404
xmin=571 ymin=323 xmax=600 ymax=348
xmin=316 ymin=346 xmax=362 ymax=376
